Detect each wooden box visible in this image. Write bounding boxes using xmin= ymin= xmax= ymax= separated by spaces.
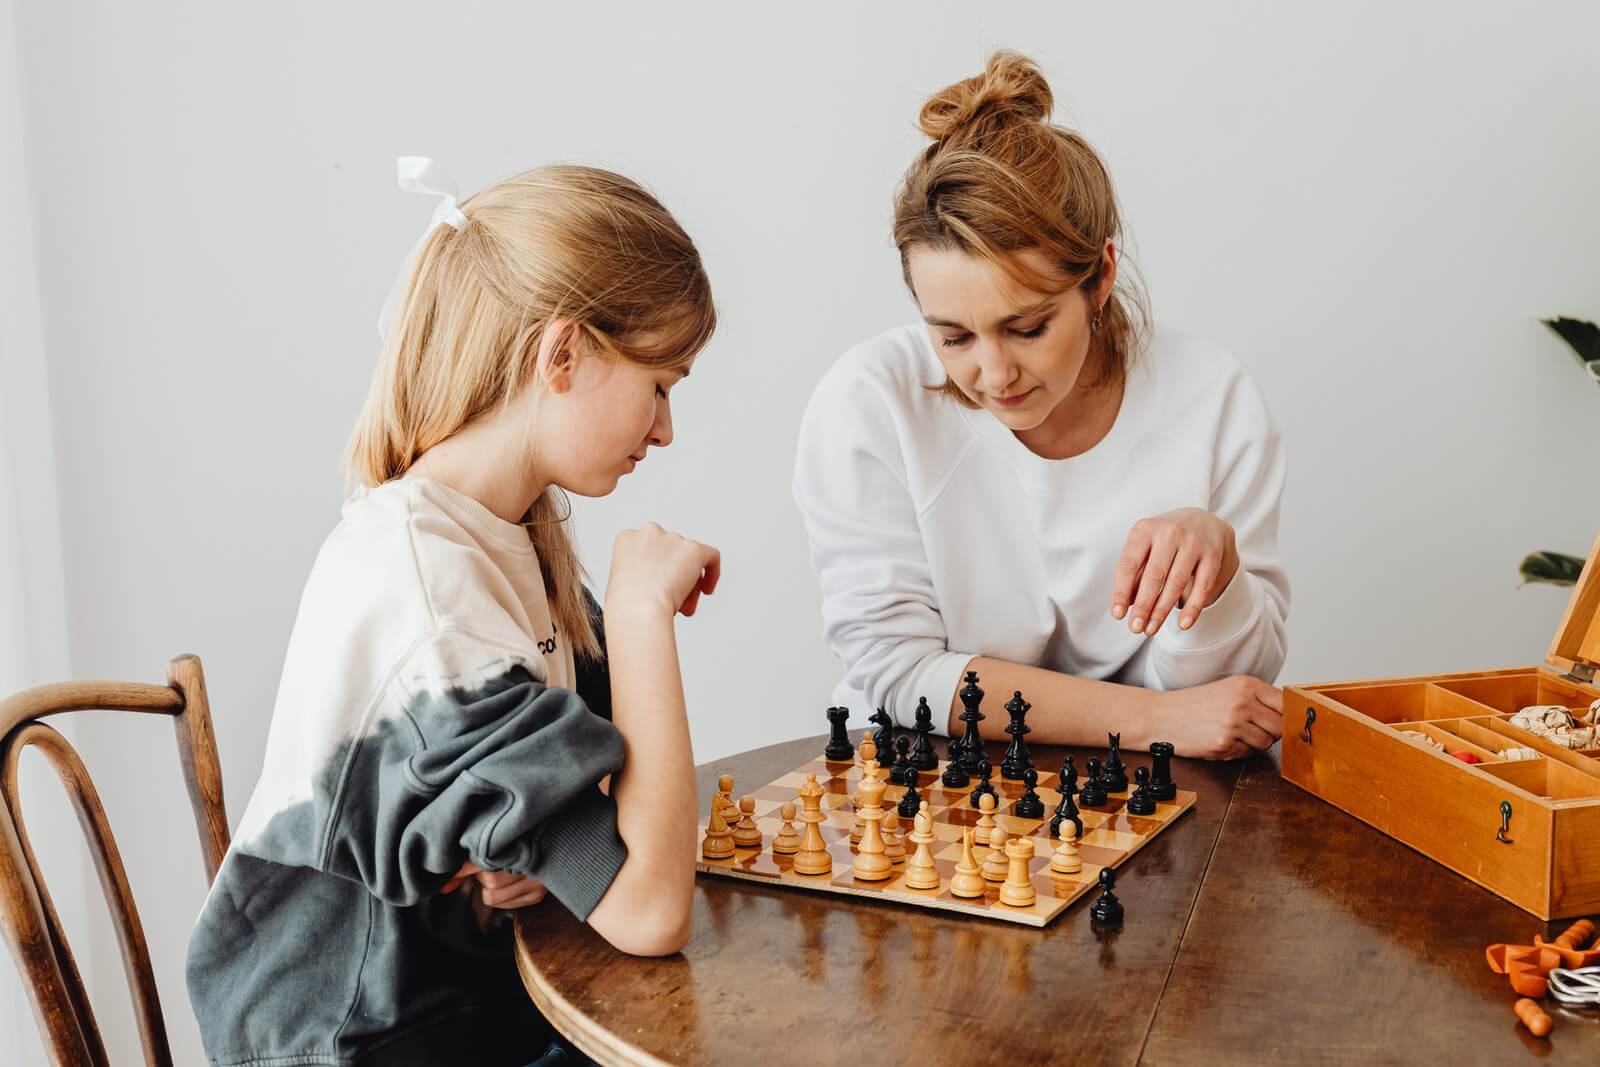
xmin=1281 ymin=534 xmax=1600 ymax=919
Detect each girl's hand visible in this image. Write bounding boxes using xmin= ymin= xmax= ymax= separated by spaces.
xmin=1158 ymin=676 xmax=1283 ymax=760
xmin=1111 ymin=508 xmax=1239 ymax=637
xmin=442 ymin=861 xmax=548 ymax=909
xmin=607 ymin=523 xmax=722 ymax=619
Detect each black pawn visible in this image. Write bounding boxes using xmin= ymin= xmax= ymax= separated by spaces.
xmin=910 ymin=698 xmax=939 ymax=771
xmin=1149 ymin=741 xmax=1177 ymax=802
xmin=898 ymin=773 xmax=923 ymax=819
xmin=970 ymin=758 xmax=998 ymax=808
xmin=868 ymin=707 xmax=894 ymax=763
xmin=1078 ymin=757 xmax=1108 ymax=808
xmin=1059 ymin=755 xmax=1079 ymax=798
xmin=999 ymin=691 xmax=1034 ymax=780
xmin=941 ymin=734 xmax=970 ymax=787
xmin=1014 ymin=767 xmax=1044 ymax=819
xmin=891 ymin=736 xmax=918 ymax=787
xmin=1102 ymin=732 xmax=1128 ymax=793
xmin=1050 ymin=786 xmax=1082 ymax=840
xmin=823 ymin=706 xmax=854 ymax=762
xmin=1089 ymin=866 xmax=1124 ymax=924
xmin=1126 ymin=766 xmax=1156 ymax=816
xmin=955 ymin=671 xmax=987 ymax=775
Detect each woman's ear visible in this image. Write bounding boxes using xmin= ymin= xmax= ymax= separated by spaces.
xmin=536 ymin=319 xmax=581 ymax=395
xmin=1094 ymin=241 xmax=1118 ymax=309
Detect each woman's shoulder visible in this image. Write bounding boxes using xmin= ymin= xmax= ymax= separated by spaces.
xmin=1135 ymin=325 xmax=1278 ymax=443
xmin=808 ymin=323 xmax=952 ymax=414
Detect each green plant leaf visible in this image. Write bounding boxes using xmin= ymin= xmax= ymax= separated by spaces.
xmin=1541 ymin=317 xmax=1600 ymax=368
xmin=1519 ymin=550 xmax=1585 ymax=587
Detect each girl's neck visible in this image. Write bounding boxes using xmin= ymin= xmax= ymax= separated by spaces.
xmin=406 ymin=421 xmax=548 ymax=524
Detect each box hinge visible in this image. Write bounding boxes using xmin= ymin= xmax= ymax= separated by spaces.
xmin=1564 ymin=661 xmax=1596 ymax=686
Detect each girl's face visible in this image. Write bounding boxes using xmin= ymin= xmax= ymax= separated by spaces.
xmin=536 ymin=335 xmax=689 ymax=498
xmin=906 ymin=244 xmax=1114 ymax=435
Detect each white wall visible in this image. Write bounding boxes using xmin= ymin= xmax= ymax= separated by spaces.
xmin=7 ymin=1 xmax=1599 ymax=1062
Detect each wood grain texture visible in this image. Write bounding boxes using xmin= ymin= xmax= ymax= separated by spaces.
xmin=0 ymin=655 xmax=230 ymax=1067
xmin=1143 ymin=750 xmax=1600 ymax=1066
xmin=516 ymin=731 xmax=1241 ymax=1066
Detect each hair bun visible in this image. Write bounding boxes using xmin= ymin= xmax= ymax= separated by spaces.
xmin=918 ymin=51 xmax=1053 ymax=145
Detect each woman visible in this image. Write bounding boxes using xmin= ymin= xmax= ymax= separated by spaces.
xmin=794 ymin=53 xmax=1287 ymax=759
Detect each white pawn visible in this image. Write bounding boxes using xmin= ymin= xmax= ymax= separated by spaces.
xmin=771 ymin=802 xmax=801 ymax=855
xmin=1051 ymin=820 xmax=1082 ymax=875
xmin=982 ymin=831 xmax=1010 ymax=883
xmin=883 ymin=810 xmax=906 ymax=864
xmin=732 ymin=795 xmax=763 ymax=849
xmin=974 ymin=792 xmax=999 ymax=846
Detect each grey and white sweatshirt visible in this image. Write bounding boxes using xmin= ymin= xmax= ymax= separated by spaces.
xmin=186 ymin=476 xmax=627 ymax=1066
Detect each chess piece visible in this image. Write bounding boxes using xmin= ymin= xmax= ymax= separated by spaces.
xmin=868 ymin=706 xmax=894 ymax=767
xmin=950 ymin=827 xmax=986 ymax=898
xmin=1103 ymin=732 xmax=1128 ymax=793
xmin=1000 ymin=690 xmax=1034 ymax=780
xmin=1078 ymin=757 xmax=1108 ymax=808
xmin=1050 ymin=820 xmax=1082 ymax=875
xmin=969 ymin=758 xmax=998 ymax=808
xmin=891 ymin=736 xmax=918 ymax=787
xmin=898 ymin=771 xmax=923 ymax=819
xmin=701 ymin=774 xmax=736 ymax=859
xmin=982 ymin=831 xmax=1010 ymax=883
xmin=852 ymin=737 xmax=881 ymax=844
xmin=1126 ymin=766 xmax=1157 ymax=816
xmin=941 ymin=733 xmax=971 ymax=787
xmin=1014 ymin=766 xmax=1044 ymax=819
xmin=793 ymin=774 xmax=832 ymax=876
xmin=1089 ymin=866 xmax=1125 ymax=924
xmin=732 ymin=795 xmax=763 ymax=848
xmin=1149 ymin=741 xmax=1177 ymax=802
xmin=824 ymin=706 xmax=854 ymax=762
xmin=955 ymin=671 xmax=987 ymax=774
xmin=999 ymin=835 xmax=1037 ymax=907
xmin=910 ymin=697 xmax=940 ymax=771
xmin=1059 ymin=755 xmax=1078 ymax=797
xmin=852 ymin=761 xmax=893 ymax=881
xmin=973 ymin=791 xmax=999 ymax=846
xmin=882 ymin=810 xmax=906 ymax=864
xmin=1050 ymin=785 xmax=1082 ymax=840
xmin=772 ymin=802 xmax=801 ymax=855
xmin=904 ymin=803 xmax=940 ymax=890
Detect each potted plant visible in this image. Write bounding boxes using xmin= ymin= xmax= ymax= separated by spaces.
xmin=1520 ymin=317 xmax=1600 ymax=587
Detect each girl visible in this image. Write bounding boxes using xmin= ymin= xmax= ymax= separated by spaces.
xmin=186 ymin=159 xmax=719 ymax=1066
xmin=794 ymin=53 xmax=1287 ymax=760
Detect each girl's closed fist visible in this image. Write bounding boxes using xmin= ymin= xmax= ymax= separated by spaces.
xmin=608 ymin=523 xmax=722 ymax=618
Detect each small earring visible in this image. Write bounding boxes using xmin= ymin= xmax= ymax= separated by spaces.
xmin=1091 ymin=308 xmax=1104 ymax=333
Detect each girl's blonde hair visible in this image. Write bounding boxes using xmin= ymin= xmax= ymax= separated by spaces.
xmin=893 ymin=51 xmax=1149 ymax=403
xmin=347 ymin=165 xmax=716 ymax=660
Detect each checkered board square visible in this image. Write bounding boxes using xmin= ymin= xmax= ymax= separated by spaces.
xmin=696 ymin=753 xmax=1196 ymax=927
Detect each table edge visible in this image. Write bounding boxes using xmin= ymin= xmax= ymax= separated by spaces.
xmin=514 ymin=912 xmax=669 ymax=1067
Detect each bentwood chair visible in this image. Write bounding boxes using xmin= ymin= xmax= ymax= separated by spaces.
xmin=0 ymin=654 xmax=229 ymax=1066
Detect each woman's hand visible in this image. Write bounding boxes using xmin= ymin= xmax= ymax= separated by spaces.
xmin=607 ymin=523 xmax=722 ymax=619
xmin=1111 ymin=508 xmax=1239 ymax=637
xmin=1158 ymin=676 xmax=1283 ymax=760
xmin=441 ymin=861 xmax=548 ymax=909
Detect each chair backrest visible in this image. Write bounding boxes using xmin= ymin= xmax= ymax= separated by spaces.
xmin=0 ymin=654 xmax=229 ymax=1067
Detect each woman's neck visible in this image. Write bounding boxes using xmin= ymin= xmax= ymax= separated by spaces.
xmin=1014 ymin=370 xmax=1126 ymax=461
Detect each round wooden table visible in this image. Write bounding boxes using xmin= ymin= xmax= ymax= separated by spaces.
xmin=516 ymin=733 xmax=1600 ymax=1065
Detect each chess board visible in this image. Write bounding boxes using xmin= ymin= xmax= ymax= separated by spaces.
xmin=696 ymin=751 xmax=1197 ymax=927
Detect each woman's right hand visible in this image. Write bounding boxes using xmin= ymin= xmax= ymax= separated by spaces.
xmin=1157 ymin=675 xmax=1283 ymax=760
xmin=607 ymin=523 xmax=722 ymax=619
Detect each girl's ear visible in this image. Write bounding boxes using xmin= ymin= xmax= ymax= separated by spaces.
xmin=536 ymin=319 xmax=581 ymax=395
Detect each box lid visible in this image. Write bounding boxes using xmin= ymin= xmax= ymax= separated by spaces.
xmin=1547 ymin=531 xmax=1600 ymax=682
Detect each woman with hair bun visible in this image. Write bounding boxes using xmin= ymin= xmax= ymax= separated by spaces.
xmin=794 ymin=52 xmax=1287 ymax=760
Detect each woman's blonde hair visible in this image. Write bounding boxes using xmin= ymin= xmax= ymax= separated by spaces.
xmin=346 ymin=165 xmax=716 ymax=660
xmin=893 ymin=51 xmax=1149 ymax=404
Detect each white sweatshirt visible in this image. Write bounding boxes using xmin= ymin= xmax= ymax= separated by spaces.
xmin=792 ymin=323 xmax=1289 ymax=732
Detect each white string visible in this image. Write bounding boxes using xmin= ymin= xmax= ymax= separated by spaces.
xmin=376 ymin=156 xmax=471 ymax=341
xmin=1548 ymin=966 xmax=1600 ymax=1008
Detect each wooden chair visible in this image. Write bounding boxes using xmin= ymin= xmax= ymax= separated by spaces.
xmin=0 ymin=654 xmax=229 ymax=1067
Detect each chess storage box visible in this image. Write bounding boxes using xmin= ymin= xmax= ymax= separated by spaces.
xmin=1281 ymin=534 xmax=1600 ymax=920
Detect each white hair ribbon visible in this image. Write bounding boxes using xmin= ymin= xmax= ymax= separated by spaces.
xmin=377 ymin=156 xmax=471 ymax=340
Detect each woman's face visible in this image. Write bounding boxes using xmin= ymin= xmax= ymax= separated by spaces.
xmin=906 ymin=244 xmax=1114 ymax=435
xmin=534 ymin=331 xmax=689 ymax=498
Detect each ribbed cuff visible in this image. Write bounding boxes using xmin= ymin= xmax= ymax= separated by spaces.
xmin=1156 ymin=567 xmax=1261 ymax=653
xmin=526 ymin=788 xmax=629 ymax=920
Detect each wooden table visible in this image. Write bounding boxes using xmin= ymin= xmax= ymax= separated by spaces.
xmin=515 ymin=735 xmax=1600 ymax=1065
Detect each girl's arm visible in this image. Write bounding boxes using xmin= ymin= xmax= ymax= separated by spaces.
xmin=584 ymin=524 xmax=719 ymax=957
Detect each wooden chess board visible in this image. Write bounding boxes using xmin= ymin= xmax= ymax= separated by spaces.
xmin=696 ymin=751 xmax=1197 ymax=927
